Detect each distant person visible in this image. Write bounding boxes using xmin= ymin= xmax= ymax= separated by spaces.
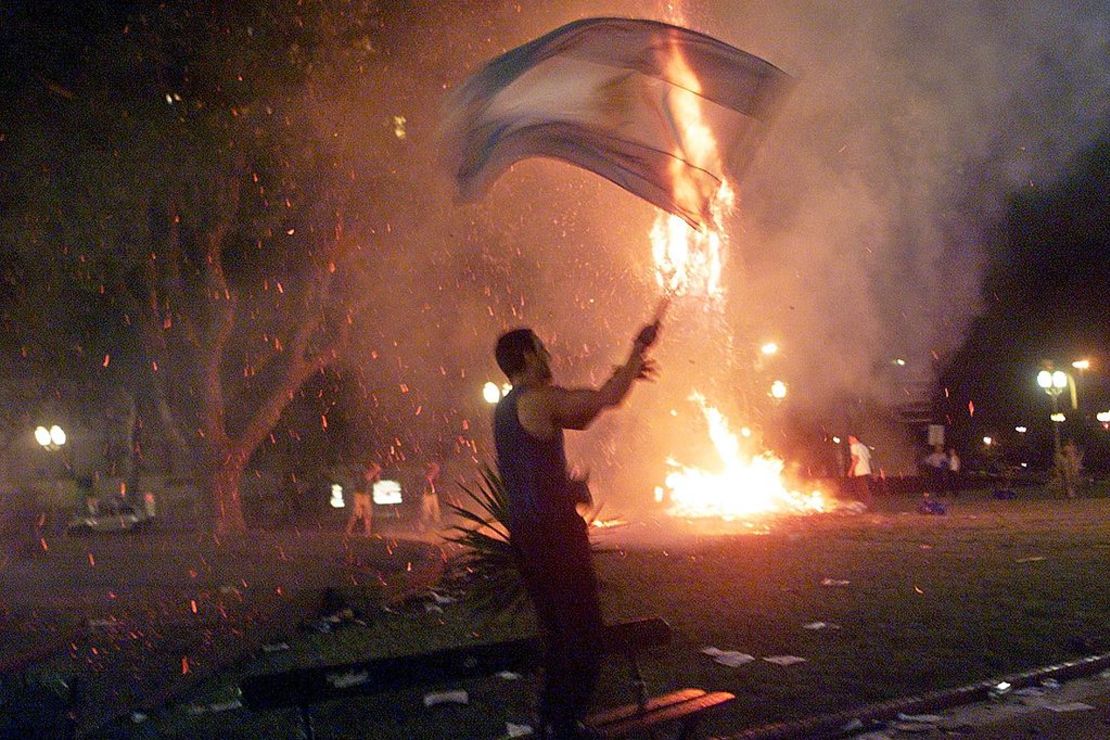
xmin=344 ymin=462 xmax=380 ymax=537
xmin=1058 ymin=439 xmax=1082 ymax=499
xmin=494 ymin=314 xmax=659 ymax=739
xmin=420 ymin=462 xmax=442 ymax=531
xmin=924 ymin=445 xmax=948 ymax=495
xmin=847 ymin=434 xmax=873 ymax=506
xmin=946 ymin=447 xmax=961 ymax=496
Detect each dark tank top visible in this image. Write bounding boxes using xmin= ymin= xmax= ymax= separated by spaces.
xmin=494 ymin=388 xmax=573 ymax=532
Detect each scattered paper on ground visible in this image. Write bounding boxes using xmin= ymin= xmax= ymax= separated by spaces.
xmin=803 ymin=621 xmax=841 ymax=630
xmin=423 ymin=689 xmax=468 ymax=707
xmin=1046 ymin=701 xmax=1095 ymax=712
xmin=821 ymin=578 xmax=850 ymax=586
xmin=897 ymin=713 xmax=942 ymax=723
xmin=701 ymin=647 xmax=755 ymax=667
xmin=763 ymin=655 xmax=807 ymax=666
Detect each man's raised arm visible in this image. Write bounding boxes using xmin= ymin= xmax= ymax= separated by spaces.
xmin=548 ymin=327 xmax=658 ymax=431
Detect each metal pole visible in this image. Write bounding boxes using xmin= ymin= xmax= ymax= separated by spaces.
xmin=1051 ymin=393 xmax=1062 ymax=457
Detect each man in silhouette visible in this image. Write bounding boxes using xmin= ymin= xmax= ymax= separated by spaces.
xmin=493 ymin=317 xmax=659 ymax=738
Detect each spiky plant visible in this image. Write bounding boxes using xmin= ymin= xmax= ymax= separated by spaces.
xmin=443 ymin=463 xmax=528 ymax=616
xmin=443 ymin=463 xmax=612 ymax=617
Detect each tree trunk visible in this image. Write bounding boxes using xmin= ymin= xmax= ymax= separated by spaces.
xmin=207 ymin=447 xmax=248 ymax=537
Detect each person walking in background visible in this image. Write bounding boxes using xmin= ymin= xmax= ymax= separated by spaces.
xmin=847 ymin=434 xmax=873 ymax=507
xmin=946 ymin=447 xmax=961 ymax=497
xmin=344 ymin=462 xmax=380 ymax=537
xmin=420 ymin=462 xmax=442 ymax=531
xmin=924 ymin=445 xmax=949 ymax=496
xmin=493 ymin=314 xmax=659 ymax=739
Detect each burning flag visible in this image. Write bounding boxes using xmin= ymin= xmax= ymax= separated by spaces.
xmin=442 ymin=17 xmax=793 ymax=230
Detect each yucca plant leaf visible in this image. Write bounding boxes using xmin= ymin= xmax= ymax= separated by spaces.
xmin=443 ymin=463 xmax=527 ymax=617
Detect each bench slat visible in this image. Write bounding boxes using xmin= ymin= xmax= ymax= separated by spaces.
xmin=589 ymin=690 xmax=735 ymax=738
xmin=587 ymin=688 xmax=706 ymax=727
xmin=241 ymin=617 xmax=670 ymax=711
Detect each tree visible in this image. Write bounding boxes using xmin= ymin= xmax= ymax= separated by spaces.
xmin=2 ymin=1 xmax=382 ymax=534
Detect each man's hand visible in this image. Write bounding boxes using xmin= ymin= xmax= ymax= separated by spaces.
xmin=628 ymin=353 xmax=659 ymax=381
xmin=635 ymin=321 xmax=661 ymax=349
xmin=634 ymin=296 xmax=669 ymax=349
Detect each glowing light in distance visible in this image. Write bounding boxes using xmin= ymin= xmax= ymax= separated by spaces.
xmin=1071 ymin=359 xmax=1090 ymax=370
xmin=50 ymin=425 xmax=66 ymax=446
xmin=34 ymin=426 xmax=51 ymax=447
xmin=1037 ymin=370 xmax=1068 ymax=390
xmin=1096 ymin=411 xmax=1110 ymax=423
xmin=740 ymin=426 xmax=752 ymax=438
xmin=482 ymin=382 xmax=502 ymax=404
xmin=982 ymin=436 xmax=993 ymax=446
xmin=831 ymin=436 xmax=841 ymax=444
xmin=760 ymin=342 xmax=778 ymax=356
xmin=1050 ymin=412 xmax=1066 ymax=423
xmin=1015 ymin=426 xmax=1027 ymax=433
xmin=329 ymin=484 xmax=345 ymax=508
xmin=372 ymin=480 xmax=403 ymax=505
xmin=770 ymin=380 xmax=787 ymax=399
xmin=893 ymin=358 xmax=906 ymax=366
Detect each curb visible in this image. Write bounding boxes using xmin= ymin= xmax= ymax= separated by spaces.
xmin=723 ymin=652 xmax=1110 ymax=739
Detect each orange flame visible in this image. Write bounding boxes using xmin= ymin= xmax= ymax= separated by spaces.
xmin=663 ymin=394 xmax=830 ymax=519
xmin=651 ymin=38 xmax=733 ymax=300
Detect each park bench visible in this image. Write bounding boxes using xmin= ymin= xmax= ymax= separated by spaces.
xmin=241 ymin=617 xmax=735 ymax=738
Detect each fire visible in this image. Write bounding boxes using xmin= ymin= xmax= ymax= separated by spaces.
xmin=663 ymin=394 xmax=829 ymax=519
xmin=651 ymin=37 xmax=734 ymax=301
xmin=649 ymin=31 xmax=828 ymax=520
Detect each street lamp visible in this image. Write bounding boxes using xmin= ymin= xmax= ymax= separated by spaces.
xmin=35 ymin=424 xmax=67 ymax=451
xmin=482 ymin=382 xmax=502 ymax=405
xmin=769 ymin=380 xmax=787 ymax=399
xmin=1036 ymin=370 xmax=1068 ymax=455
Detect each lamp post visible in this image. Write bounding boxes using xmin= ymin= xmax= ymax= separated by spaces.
xmin=35 ymin=424 xmax=69 ymax=525
xmin=1036 ymin=370 xmax=1067 ymax=456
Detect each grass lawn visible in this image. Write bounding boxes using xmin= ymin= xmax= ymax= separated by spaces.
xmin=148 ymin=485 xmax=1110 ymax=739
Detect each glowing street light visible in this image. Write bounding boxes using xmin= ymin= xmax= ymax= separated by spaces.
xmin=35 ymin=424 xmax=66 ymax=451
xmin=1071 ymin=359 xmax=1090 ymax=371
xmin=982 ymin=436 xmax=993 ymax=446
xmin=1015 ymin=426 xmax=1027 ymax=433
xmin=760 ymin=342 xmax=779 ymax=356
xmin=482 ymin=382 xmax=502 ymax=405
xmin=770 ymin=380 xmax=787 ymax=399
xmin=1036 ymin=369 xmax=1068 ymax=456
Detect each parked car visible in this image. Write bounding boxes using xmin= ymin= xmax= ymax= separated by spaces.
xmin=65 ymin=498 xmax=150 ymax=535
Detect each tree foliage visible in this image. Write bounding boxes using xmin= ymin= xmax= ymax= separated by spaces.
xmin=2 ymin=1 xmax=385 ymax=533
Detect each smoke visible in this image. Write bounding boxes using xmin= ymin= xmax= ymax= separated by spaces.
xmin=302 ymin=1 xmax=1108 ymax=488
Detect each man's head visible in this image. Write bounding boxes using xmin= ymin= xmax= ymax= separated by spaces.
xmin=495 ymin=328 xmax=552 ymax=383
